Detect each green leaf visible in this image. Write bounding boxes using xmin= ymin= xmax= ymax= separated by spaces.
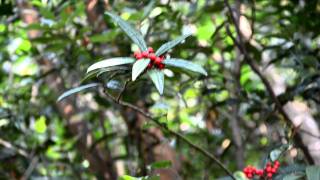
xmin=35 ymin=116 xmax=47 ymax=133
xmin=306 ymin=166 xmax=320 ymax=180
xmin=269 ymin=144 xmax=289 ymax=161
xmin=270 ymin=149 xmax=282 ymax=161
xmin=163 ymin=58 xmax=207 ymax=76
xmin=233 ymin=171 xmax=248 ymax=180
xmin=105 ymin=12 xmax=147 ymax=51
xmin=119 ymin=175 xmax=160 ymax=180
xmin=155 ymin=33 xmax=192 ymax=56
xmin=81 ymin=66 xmax=129 ymax=83
xmin=283 ymin=173 xmax=305 ymax=180
xmin=57 ymin=83 xmax=99 ymax=102
xmin=87 ymin=57 xmax=135 ymax=73
xmin=132 ymin=59 xmax=150 ymax=81
xmin=119 ymin=175 xmax=138 ymax=180
xmin=148 ymin=70 xmax=164 ymax=95
xmin=149 ymin=160 xmax=172 ymax=169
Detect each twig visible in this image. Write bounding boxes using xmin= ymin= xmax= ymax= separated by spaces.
xmin=224 ymin=0 xmax=293 ymax=126
xmin=21 ymin=156 xmax=39 ymax=180
xmin=0 ymin=138 xmax=28 ymax=157
xmin=102 ymin=89 xmax=236 ymax=179
xmin=117 ymin=79 xmax=130 ymax=102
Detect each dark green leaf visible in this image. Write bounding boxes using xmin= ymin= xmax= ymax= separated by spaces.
xmin=306 ymin=166 xmax=320 ymax=180
xmin=105 ymin=12 xmax=147 ymax=51
xmin=148 ymin=69 xmax=164 ymax=95
xmin=155 ymin=33 xmax=192 ymax=56
xmin=87 ymin=57 xmax=135 ymax=73
xmin=163 ymin=58 xmax=207 ymax=76
xmin=57 ymin=83 xmax=99 ymax=102
xmin=149 ymin=160 xmax=172 ymax=169
xmin=132 ymin=59 xmax=150 ymax=81
xmin=81 ymin=66 xmax=128 ymax=83
xmin=283 ymin=173 xmax=305 ymax=180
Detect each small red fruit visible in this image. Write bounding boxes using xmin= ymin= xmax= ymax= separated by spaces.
xmin=155 ymin=57 xmax=162 ymax=65
xmin=148 ymin=47 xmax=154 ymax=53
xmin=247 ymin=174 xmax=253 ymax=178
xmin=266 ymin=166 xmax=272 ymax=173
xmin=147 ymin=63 xmax=153 ymax=69
xmin=158 ymin=63 xmax=165 ymax=70
xmin=142 ymin=51 xmax=149 ymax=58
xmin=136 ymin=53 xmax=143 ymax=59
xmin=271 ymin=167 xmax=276 ymax=173
xmin=148 ymin=53 xmax=156 ymax=61
xmin=267 ymin=173 xmax=273 ymax=178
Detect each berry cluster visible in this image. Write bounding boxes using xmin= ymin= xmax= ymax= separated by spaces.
xmin=243 ymin=161 xmax=280 ymax=179
xmin=133 ymin=47 xmax=165 ymax=70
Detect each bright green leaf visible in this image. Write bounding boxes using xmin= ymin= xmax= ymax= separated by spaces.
xmin=87 ymin=57 xmax=135 ymax=73
xmin=132 ymin=59 xmax=150 ymax=81
xmin=149 ymin=160 xmax=172 ymax=169
xmin=163 ymin=58 xmax=207 ymax=76
xmin=57 ymin=83 xmax=99 ymax=102
xmin=35 ymin=116 xmax=47 ymax=133
xmin=148 ymin=70 xmax=164 ymax=95
xmin=155 ymin=33 xmax=192 ymax=56
xmin=105 ymin=12 xmax=147 ymax=51
xmin=306 ymin=166 xmax=320 ymax=180
xmin=120 ymin=175 xmax=138 ymax=180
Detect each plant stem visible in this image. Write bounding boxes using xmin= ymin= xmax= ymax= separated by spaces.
xmin=102 ymin=90 xmax=236 ymax=180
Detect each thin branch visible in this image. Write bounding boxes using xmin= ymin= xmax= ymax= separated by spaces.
xmin=0 ymin=138 xmax=28 ymax=157
xmin=117 ymin=79 xmax=130 ymax=102
xmin=224 ymin=0 xmax=293 ymax=127
xmin=102 ymin=89 xmax=236 ymax=179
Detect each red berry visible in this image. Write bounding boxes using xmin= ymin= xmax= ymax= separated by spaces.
xmin=142 ymin=51 xmax=149 ymax=58
xmin=136 ymin=53 xmax=143 ymax=59
xmin=247 ymin=174 xmax=253 ymax=179
xmin=267 ymin=173 xmax=273 ymax=178
xmin=155 ymin=57 xmax=162 ymax=65
xmin=148 ymin=53 xmax=156 ymax=61
xmin=267 ymin=162 xmax=271 ymax=166
xmin=147 ymin=62 xmax=153 ymax=69
xmin=148 ymin=47 xmax=154 ymax=53
xmin=258 ymin=170 xmax=264 ymax=176
xmin=266 ymin=166 xmax=272 ymax=173
xmin=271 ymin=167 xmax=277 ymax=173
xmin=243 ymin=167 xmax=249 ymax=174
xmin=158 ymin=63 xmax=165 ymax=70
xmin=134 ymin=51 xmax=140 ymax=57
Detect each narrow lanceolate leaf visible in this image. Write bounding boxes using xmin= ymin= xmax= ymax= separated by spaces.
xmin=155 ymin=33 xmax=192 ymax=56
xmin=132 ymin=59 xmax=150 ymax=81
xmin=163 ymin=58 xmax=207 ymax=76
xmin=57 ymin=83 xmax=99 ymax=102
xmin=81 ymin=66 xmax=129 ymax=83
xmin=148 ymin=69 xmax=164 ymax=95
xmin=87 ymin=57 xmax=135 ymax=73
xmin=105 ymin=12 xmax=147 ymax=51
